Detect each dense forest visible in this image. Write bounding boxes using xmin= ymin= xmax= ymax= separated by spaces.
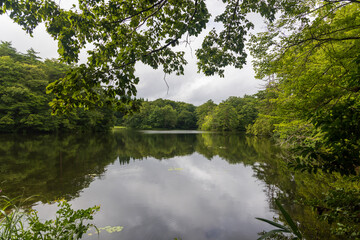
xmin=0 ymin=42 xmax=260 ymax=133
xmin=0 ymin=42 xmax=114 ymax=133
xmin=245 ymin=2 xmax=360 ymax=238
xmin=117 ymin=96 xmax=258 ymax=131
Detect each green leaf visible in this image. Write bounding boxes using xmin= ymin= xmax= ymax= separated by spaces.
xmin=255 ymin=217 xmax=289 ymax=231
xmin=275 ymin=200 xmax=302 ymax=239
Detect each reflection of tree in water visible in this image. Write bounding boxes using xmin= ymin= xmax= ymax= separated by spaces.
xmin=113 ymin=130 xmax=267 ymax=166
xmin=113 ymin=131 xmax=337 ymax=238
xmin=246 ymin=137 xmax=338 ymax=240
xmin=1 ymin=130 xmax=269 ymax=204
xmin=0 ymin=133 xmax=118 ymax=203
xmin=0 ymin=130 xmax=340 ymax=238
xmin=195 ymin=133 xmax=262 ymax=165
xmin=113 ymin=130 xmax=197 ymax=164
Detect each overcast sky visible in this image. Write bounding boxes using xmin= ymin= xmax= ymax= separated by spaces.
xmin=0 ymin=1 xmax=266 ymax=106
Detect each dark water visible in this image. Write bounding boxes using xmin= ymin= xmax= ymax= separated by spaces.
xmin=0 ymin=130 xmax=331 ymax=239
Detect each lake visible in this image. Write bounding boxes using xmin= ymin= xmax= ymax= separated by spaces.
xmin=0 ymin=129 xmax=332 ymax=239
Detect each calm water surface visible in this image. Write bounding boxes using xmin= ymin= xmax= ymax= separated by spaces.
xmin=0 ymin=130 xmax=301 ymax=239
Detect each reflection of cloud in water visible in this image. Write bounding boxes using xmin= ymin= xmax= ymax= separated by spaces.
xmin=182 ymin=157 xmax=213 ymax=182
xmin=35 ymin=153 xmax=273 ymax=240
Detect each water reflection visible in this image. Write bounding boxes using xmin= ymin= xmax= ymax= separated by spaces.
xmin=0 ymin=133 xmax=117 ymax=202
xmin=0 ymin=130 xmax=332 ymax=239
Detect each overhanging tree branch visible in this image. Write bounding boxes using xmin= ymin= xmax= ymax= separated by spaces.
xmin=108 ymin=0 xmax=168 ymax=25
xmin=119 ymin=0 xmax=200 ymax=68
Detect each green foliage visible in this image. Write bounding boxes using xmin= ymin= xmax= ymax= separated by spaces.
xmin=0 ymin=42 xmax=115 ymax=133
xmin=202 ymin=102 xmax=238 ymax=131
xmin=0 ymin=0 xmax=315 ymax=113
xmin=0 ymin=196 xmax=30 ymax=239
xmin=121 ymin=98 xmax=197 ymax=130
xmin=195 ymin=99 xmax=217 ymax=128
xmin=177 ymin=109 xmax=197 ymax=129
xmin=305 ymin=188 xmax=360 ymax=239
xmin=121 ymin=96 xmax=258 ymax=131
xmin=253 ymin=136 xmax=360 ymax=239
xmin=249 ymin=2 xmax=360 ymax=175
xmin=246 ymin=89 xmax=281 ymax=136
xmin=246 ymin=114 xmax=276 ymax=136
xmin=248 ymin=2 xmax=360 ymax=236
xmin=0 ymin=196 xmax=99 ymax=239
xmin=200 ymin=96 xmax=259 ymax=131
xmin=257 ymin=200 xmax=303 ymax=240
xmin=149 ymin=105 xmax=178 ymax=129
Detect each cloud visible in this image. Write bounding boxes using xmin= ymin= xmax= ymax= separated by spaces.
xmin=135 ymin=43 xmax=264 ymax=105
xmin=0 ymin=15 xmax=58 ymax=59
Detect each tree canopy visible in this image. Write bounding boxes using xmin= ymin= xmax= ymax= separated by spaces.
xmin=1 ymin=0 xmax=336 ymax=113
xmin=0 ymin=41 xmax=115 ymax=133
xmin=248 ymin=2 xmax=360 ymax=175
xmin=0 ymin=42 xmax=257 ymax=132
xmin=200 ymin=95 xmax=258 ymax=131
xmin=118 ymin=96 xmax=258 ymax=131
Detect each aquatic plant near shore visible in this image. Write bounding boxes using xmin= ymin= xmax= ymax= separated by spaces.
xmin=256 ymin=200 xmax=303 ymax=240
xmin=0 ymin=195 xmax=99 ymax=239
